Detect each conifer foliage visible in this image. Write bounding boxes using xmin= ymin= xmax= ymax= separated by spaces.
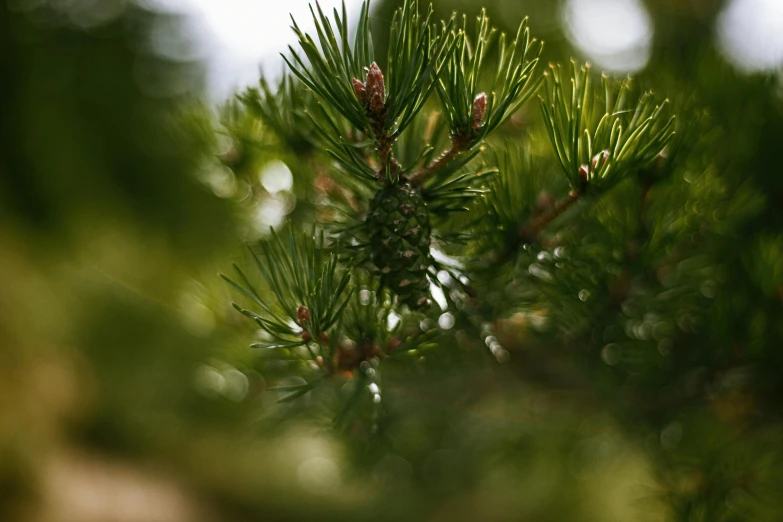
xmin=213 ymin=2 xmax=783 ymax=519
xmin=5 ymin=0 xmax=783 ymax=519
xmin=223 ymin=0 xmax=674 ymax=406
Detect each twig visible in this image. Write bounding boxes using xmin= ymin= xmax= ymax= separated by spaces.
xmin=367 ymin=109 xmax=394 ymax=178
xmin=408 ymin=134 xmax=472 ymax=185
xmin=517 ymin=189 xmax=583 ymax=243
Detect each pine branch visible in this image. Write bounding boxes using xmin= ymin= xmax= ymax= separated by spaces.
xmin=221 ymin=227 xmax=353 ymax=352
xmin=517 ymin=188 xmax=583 ymax=243
xmin=408 ymin=133 xmax=472 ymax=184
xmin=435 ymin=14 xmax=542 ymax=140
xmin=539 ymin=63 xmax=675 ymax=190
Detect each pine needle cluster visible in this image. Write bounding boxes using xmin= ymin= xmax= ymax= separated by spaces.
xmin=221 ymin=0 xmax=674 ymax=428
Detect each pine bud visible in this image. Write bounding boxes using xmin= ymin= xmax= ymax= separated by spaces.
xmin=592 ymin=150 xmax=609 ymax=170
xmin=296 ymin=305 xmax=311 ymax=326
xmin=366 ymin=62 xmax=385 ymax=114
xmin=352 ymin=78 xmax=367 ymax=106
xmin=472 ymin=92 xmax=487 ymax=132
xmin=578 ymin=164 xmax=590 ymax=184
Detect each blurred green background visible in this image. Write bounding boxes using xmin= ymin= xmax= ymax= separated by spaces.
xmin=1 ymin=0 xmax=782 ymax=521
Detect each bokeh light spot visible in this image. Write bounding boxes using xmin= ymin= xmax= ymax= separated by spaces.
xmin=259 ymin=160 xmax=293 ymax=194
xmin=564 ymin=0 xmax=653 ymax=73
xmin=297 ymin=457 xmax=341 ymax=495
xmin=717 ymin=0 xmax=783 ymax=73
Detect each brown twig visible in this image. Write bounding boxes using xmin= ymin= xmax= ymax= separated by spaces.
xmin=408 ymin=134 xmax=472 ymax=185
xmin=517 ymin=189 xmax=583 ymax=243
xmin=408 ymin=94 xmax=486 ymax=184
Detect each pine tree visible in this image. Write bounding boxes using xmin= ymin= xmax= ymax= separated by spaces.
xmin=3 ymin=0 xmax=783 ymax=520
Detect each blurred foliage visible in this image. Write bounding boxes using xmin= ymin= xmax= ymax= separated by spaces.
xmin=1 ymin=0 xmax=782 ymax=521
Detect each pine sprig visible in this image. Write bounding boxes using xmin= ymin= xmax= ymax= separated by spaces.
xmin=221 ymin=228 xmax=353 ymax=350
xmin=283 ymin=1 xmax=374 ymax=132
xmin=283 ymin=0 xmax=457 ymax=149
xmin=407 ymin=12 xmax=542 ymax=184
xmin=422 ymin=149 xmax=492 ymax=215
xmin=481 ymin=143 xmax=552 ymax=231
xmin=435 ymin=13 xmax=543 ymax=141
xmin=239 ymin=73 xmax=313 ymax=154
xmin=539 ymin=63 xmax=676 ymax=191
xmin=307 ymin=102 xmax=378 ymax=185
xmin=384 ymin=0 xmax=458 ymax=138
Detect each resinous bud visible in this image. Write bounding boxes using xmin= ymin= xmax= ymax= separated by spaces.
xmin=472 ymin=92 xmax=487 ymax=131
xmin=366 ymin=62 xmax=385 ymax=114
xmin=352 ymin=78 xmax=367 ymax=106
xmin=296 ymin=305 xmax=311 ymax=326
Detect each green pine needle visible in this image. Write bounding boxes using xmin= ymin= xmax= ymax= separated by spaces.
xmin=539 ymin=63 xmax=676 ymax=190
xmin=221 ymin=227 xmax=353 ymax=351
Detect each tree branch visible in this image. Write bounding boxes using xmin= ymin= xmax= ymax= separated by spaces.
xmin=517 ymin=189 xmax=583 ymax=243
xmin=408 ymin=134 xmax=473 ymax=185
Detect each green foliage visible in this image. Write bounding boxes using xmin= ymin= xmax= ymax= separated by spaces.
xmin=285 ymin=0 xmax=458 ymax=140
xmin=239 ymin=73 xmax=314 ymax=154
xmin=307 ymin=101 xmax=378 ymax=186
xmin=205 ymin=1 xmax=783 ymax=520
xmin=470 ymin=140 xmax=559 ymax=254
xmin=540 ymin=63 xmax=676 ymax=190
xmin=284 ymin=1 xmax=374 ymax=131
xmin=384 ymin=0 xmax=457 ymax=137
xmin=5 ymin=0 xmax=783 ymax=521
xmin=422 ymin=152 xmax=494 ymax=216
xmin=227 ymin=0 xmax=683 ymax=372
xmin=435 ymin=12 xmax=542 ymax=140
xmin=222 ymin=228 xmax=352 ymax=350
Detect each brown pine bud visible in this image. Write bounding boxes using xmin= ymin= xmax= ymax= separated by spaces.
xmin=296 ymin=305 xmax=311 ymax=326
xmin=592 ymin=150 xmax=609 ymax=170
xmin=301 ymin=331 xmax=311 ymax=342
xmin=318 ymin=332 xmax=330 ymax=344
xmin=352 ymin=78 xmax=367 ymax=106
xmin=366 ymin=62 xmax=385 ymax=114
xmin=472 ymin=92 xmax=487 ymax=132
